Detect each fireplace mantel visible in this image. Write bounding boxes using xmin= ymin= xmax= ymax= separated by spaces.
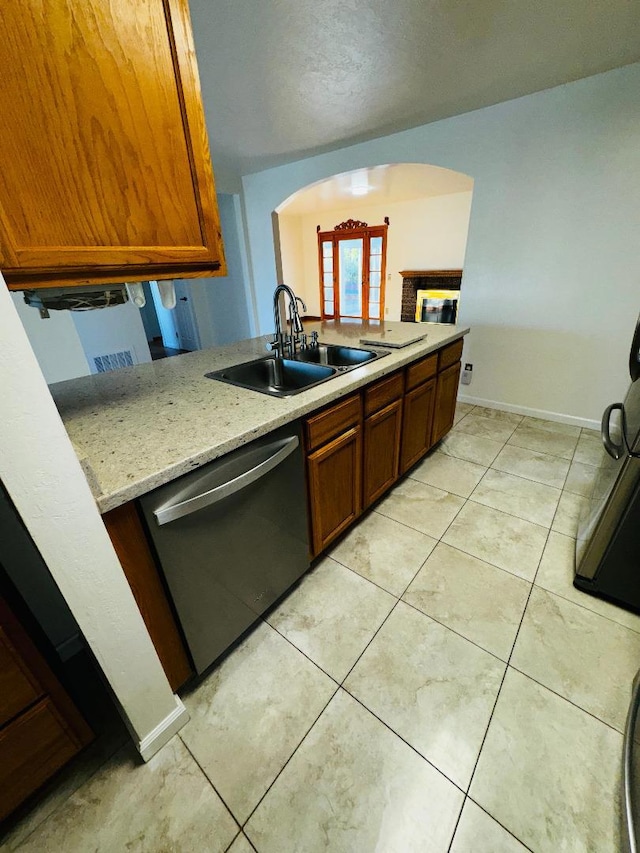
xmin=400 ymin=270 xmax=463 ymax=322
xmin=400 ymin=269 xmax=462 ymax=279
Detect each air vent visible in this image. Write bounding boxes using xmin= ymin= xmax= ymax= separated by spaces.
xmin=93 ymin=350 xmax=134 ymax=373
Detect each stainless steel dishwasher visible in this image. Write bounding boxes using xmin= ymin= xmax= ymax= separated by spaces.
xmin=139 ymin=423 xmax=309 ymax=674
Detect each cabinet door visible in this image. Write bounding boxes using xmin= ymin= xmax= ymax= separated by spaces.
xmin=400 ymin=379 xmax=436 ymax=474
xmin=0 ymin=595 xmax=93 ymax=820
xmin=0 ymin=626 xmax=42 ymax=728
xmin=307 ymin=426 xmax=362 ymax=556
xmin=0 ymin=699 xmax=82 ymax=822
xmin=0 ymin=0 xmax=225 ymax=289
xmin=432 ymin=362 xmax=462 ymax=445
xmin=363 ymin=399 xmax=402 ymax=508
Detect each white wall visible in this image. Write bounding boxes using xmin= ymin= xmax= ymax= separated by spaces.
xmin=241 ymin=63 xmax=640 ymax=424
xmin=0 ymin=274 xmax=187 ymax=758
xmin=178 ymin=193 xmax=254 ymax=349
xmin=72 ymin=301 xmax=151 ymax=372
xmin=279 ymin=191 xmax=472 ymax=318
xmin=13 ymin=292 xmax=152 ymax=382
xmin=278 ymin=214 xmax=305 ymax=304
xmin=11 ymin=294 xmax=90 ymax=383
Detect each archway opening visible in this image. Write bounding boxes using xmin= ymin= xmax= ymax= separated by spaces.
xmin=273 ymin=163 xmax=474 ymax=325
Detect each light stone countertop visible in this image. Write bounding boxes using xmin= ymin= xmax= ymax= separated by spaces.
xmin=50 ymin=320 xmax=469 ymax=514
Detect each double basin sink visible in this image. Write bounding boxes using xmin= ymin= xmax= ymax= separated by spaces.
xmin=207 ymin=343 xmax=388 ymax=397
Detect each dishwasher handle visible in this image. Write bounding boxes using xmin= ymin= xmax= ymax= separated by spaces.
xmin=154 ymin=435 xmax=299 ymax=526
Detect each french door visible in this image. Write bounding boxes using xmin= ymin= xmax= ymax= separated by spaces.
xmin=318 ymin=222 xmax=387 ymax=321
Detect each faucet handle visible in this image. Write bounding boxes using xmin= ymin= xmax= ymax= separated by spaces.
xmin=310 ymin=331 xmax=319 ymax=348
xmin=300 ymin=332 xmax=308 ymax=350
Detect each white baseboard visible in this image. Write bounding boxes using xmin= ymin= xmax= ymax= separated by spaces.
xmin=457 ymin=394 xmax=600 ymax=432
xmin=137 ymin=698 xmax=190 ymax=762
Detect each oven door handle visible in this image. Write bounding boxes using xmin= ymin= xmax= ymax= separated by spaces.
xmin=602 ymin=403 xmax=626 ymax=460
xmin=154 ymin=436 xmax=299 ymax=525
xmin=624 ymin=670 xmax=640 ymax=853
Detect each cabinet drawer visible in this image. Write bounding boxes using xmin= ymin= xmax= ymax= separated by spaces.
xmin=364 ymin=372 xmax=404 ymax=417
xmin=439 ymin=339 xmax=464 ymax=371
xmin=0 ymin=698 xmax=82 ymax=821
xmin=0 ymin=626 xmax=42 ymax=728
xmin=405 ymin=353 xmax=438 ymax=392
xmin=305 ymin=394 xmax=362 ymax=452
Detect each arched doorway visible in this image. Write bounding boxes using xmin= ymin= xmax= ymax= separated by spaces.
xmin=273 ymin=163 xmax=474 ymax=324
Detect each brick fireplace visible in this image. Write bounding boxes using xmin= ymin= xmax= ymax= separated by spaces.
xmin=400 ymin=269 xmax=463 ymax=322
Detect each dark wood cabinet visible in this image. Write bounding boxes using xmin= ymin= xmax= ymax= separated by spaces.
xmin=307 ymin=425 xmax=363 ymax=556
xmin=0 ymin=0 xmax=225 ymax=289
xmin=304 ymin=394 xmax=363 ymax=556
xmin=399 ymin=350 xmax=439 ymax=474
xmin=363 ymin=372 xmax=404 ymax=509
xmin=363 ymin=400 xmax=403 ymax=508
xmin=432 ymin=362 xmax=462 ymax=445
xmin=400 ymin=378 xmax=437 ymax=473
xmin=431 ymin=339 xmax=463 ymax=445
xmin=0 ymin=596 xmax=93 ymax=821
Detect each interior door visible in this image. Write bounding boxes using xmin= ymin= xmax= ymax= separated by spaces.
xmin=173 ymin=282 xmax=201 ymax=351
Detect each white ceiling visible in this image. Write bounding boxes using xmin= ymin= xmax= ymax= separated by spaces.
xmin=189 ymin=0 xmax=640 ymax=189
xmin=277 ymin=164 xmax=473 ymax=216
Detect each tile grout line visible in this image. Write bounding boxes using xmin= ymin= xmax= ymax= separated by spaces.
xmin=178 ymin=734 xmax=243 ymax=839
xmin=465 ymin=798 xmax=536 ymax=852
xmin=505 ymin=663 xmax=627 ymax=737
xmin=344 ymin=688 xmax=468 ymax=798
xmin=463 ymin=521 xmax=553 ymax=811
xmin=234 ymin=681 xmax=341 ymax=833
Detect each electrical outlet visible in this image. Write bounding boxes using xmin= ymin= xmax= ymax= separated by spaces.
xmin=461 ymin=363 xmax=473 ymax=385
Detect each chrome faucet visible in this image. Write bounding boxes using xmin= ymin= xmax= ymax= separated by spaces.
xmin=271 ymin=285 xmax=306 ymax=358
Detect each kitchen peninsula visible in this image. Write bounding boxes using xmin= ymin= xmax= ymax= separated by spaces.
xmin=50 ymin=320 xmax=468 ymax=688
xmin=51 ymin=321 xmax=468 ymax=513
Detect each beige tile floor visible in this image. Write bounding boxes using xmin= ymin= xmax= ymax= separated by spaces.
xmin=3 ymin=402 xmax=639 ymax=852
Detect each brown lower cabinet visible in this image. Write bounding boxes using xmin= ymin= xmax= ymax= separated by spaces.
xmin=0 ymin=595 xmax=93 ymax=821
xmin=400 ymin=378 xmax=437 ymax=474
xmin=432 ymin=361 xmax=462 ymax=445
xmin=307 ymin=424 xmax=363 ymax=556
xmin=304 ymin=337 xmax=463 ymax=553
xmin=304 ymin=393 xmax=363 ymax=556
xmin=363 ymin=399 xmax=403 ymax=507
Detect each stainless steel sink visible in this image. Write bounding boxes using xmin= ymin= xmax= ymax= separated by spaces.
xmin=206 ymin=356 xmax=337 ymax=398
xmin=293 ymin=343 xmax=381 ymax=368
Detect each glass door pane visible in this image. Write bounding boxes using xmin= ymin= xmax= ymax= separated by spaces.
xmin=368 ymin=234 xmax=383 ymax=320
xmin=338 ymin=238 xmax=363 ymax=318
xmin=321 ymin=240 xmax=334 ymax=316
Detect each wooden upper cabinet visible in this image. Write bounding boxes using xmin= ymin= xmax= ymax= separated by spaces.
xmin=0 ymin=0 xmax=226 ymax=289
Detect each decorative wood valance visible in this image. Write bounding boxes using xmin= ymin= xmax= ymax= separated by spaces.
xmin=334 ymin=218 xmax=368 ymax=231
xmin=317 ymin=218 xmax=390 ymax=233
